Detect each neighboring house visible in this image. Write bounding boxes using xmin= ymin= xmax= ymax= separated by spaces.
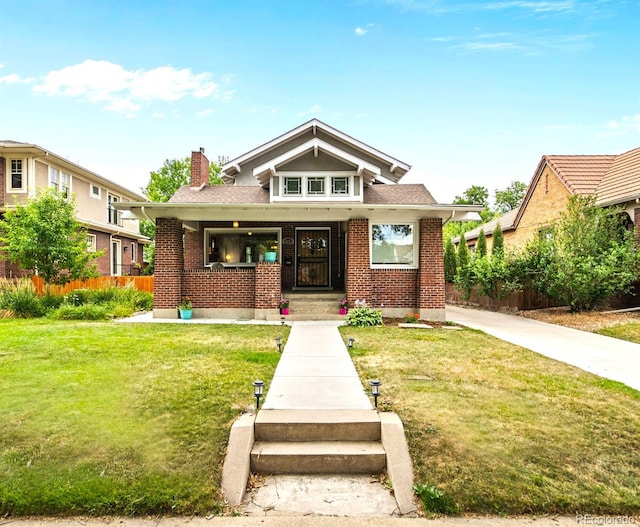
xmin=117 ymin=119 xmax=480 ymax=320
xmin=458 ymin=146 xmax=640 ymax=252
xmin=0 ymin=141 xmax=149 ymax=277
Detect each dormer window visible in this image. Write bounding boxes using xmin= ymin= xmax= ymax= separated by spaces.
xmin=272 ymin=172 xmax=360 ymax=202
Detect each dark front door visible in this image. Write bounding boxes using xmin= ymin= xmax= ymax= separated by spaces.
xmin=296 ymin=228 xmax=330 ymax=288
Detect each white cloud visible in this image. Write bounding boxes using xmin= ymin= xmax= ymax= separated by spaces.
xmin=297 ymin=104 xmax=322 ymax=117
xmin=598 ymin=114 xmax=640 ymax=137
xmin=355 ymin=26 xmax=368 ymax=36
xmin=32 ymin=59 xmax=226 ymax=116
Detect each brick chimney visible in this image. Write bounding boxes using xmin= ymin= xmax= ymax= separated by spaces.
xmin=191 ymin=147 xmax=210 ymax=187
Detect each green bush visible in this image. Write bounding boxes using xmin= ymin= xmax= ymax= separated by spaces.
xmin=0 ymin=279 xmax=44 ymax=318
xmin=345 ymin=307 xmax=383 ymax=327
xmin=414 ymin=484 xmax=459 ymax=514
xmin=48 ymin=303 xmax=110 ymax=320
xmin=41 ymin=293 xmax=65 ymax=310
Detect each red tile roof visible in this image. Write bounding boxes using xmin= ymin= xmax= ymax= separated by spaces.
xmin=544 ymin=155 xmax=616 ymax=195
xmin=595 ymin=147 xmax=640 ymax=206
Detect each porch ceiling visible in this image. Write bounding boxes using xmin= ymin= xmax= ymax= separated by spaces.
xmin=115 ymin=201 xmax=483 ymax=224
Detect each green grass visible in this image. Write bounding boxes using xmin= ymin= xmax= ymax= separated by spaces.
xmin=0 ymin=320 xmax=286 ymax=516
xmin=342 ymin=325 xmax=640 ymax=516
xmin=596 ymin=322 xmax=640 ymax=344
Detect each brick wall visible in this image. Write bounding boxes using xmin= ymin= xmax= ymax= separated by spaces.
xmin=635 ymin=208 xmax=640 ymax=246
xmin=418 ymin=217 xmax=445 ymax=309
xmin=371 ymin=269 xmax=418 ymax=307
xmin=184 ymin=229 xmax=204 ymax=270
xmin=0 ymin=157 xmax=5 ymax=207
xmin=191 ymin=149 xmax=210 ymax=187
xmin=183 ymin=269 xmax=255 ymax=308
xmin=346 ymin=218 xmax=372 ymax=305
xmin=255 ymin=263 xmax=281 ymax=309
xmin=154 ymin=218 xmax=183 ymax=309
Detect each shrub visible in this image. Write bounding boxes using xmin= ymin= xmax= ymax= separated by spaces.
xmin=444 ymin=238 xmax=457 ymax=283
xmin=48 ymin=303 xmax=110 ymax=320
xmin=0 ymin=279 xmax=44 ymax=318
xmin=345 ymin=307 xmax=383 ymax=327
xmin=413 ymin=484 xmax=459 ymax=514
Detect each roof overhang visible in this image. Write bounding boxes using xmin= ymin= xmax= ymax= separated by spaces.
xmin=115 ymin=201 xmax=483 ymax=224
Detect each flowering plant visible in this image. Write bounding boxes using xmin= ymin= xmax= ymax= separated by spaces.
xmin=403 ymin=313 xmax=420 ymax=323
xmin=279 ymin=297 xmax=290 ymax=308
xmin=354 ymin=299 xmax=368 ymax=308
xmin=179 ymin=296 xmax=192 ymax=310
xmin=339 ymin=298 xmax=348 ymax=309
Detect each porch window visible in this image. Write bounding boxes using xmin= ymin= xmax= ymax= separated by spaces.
xmin=205 ymin=228 xmax=280 ymax=265
xmin=284 ymin=177 xmax=302 ymax=196
xmin=371 ymin=223 xmax=417 ymax=267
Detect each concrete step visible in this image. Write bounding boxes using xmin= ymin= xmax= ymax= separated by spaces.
xmin=255 ymin=410 xmax=381 ymax=442
xmin=251 ymin=441 xmax=386 ymax=474
xmin=266 ymin=313 xmax=347 ymax=321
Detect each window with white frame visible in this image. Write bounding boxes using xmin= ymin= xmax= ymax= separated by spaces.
xmin=107 ymin=194 xmax=122 ymax=225
xmin=284 ymin=177 xmax=302 ymax=196
xmin=87 ymin=234 xmax=97 ymax=252
xmin=332 ymin=177 xmax=349 ymax=195
xmin=49 ymin=167 xmax=59 ymax=189
xmin=60 ymin=172 xmax=70 ymax=198
xmin=307 ymin=177 xmax=325 ymax=196
xmin=10 ymin=159 xmax=24 ymax=190
xmin=371 ymin=223 xmax=416 ymax=267
xmin=131 ymin=242 xmax=137 ymax=262
xmin=90 ymin=184 xmax=101 ymax=198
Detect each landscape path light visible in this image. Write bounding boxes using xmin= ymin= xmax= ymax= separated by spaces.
xmin=369 ymin=379 xmax=382 ymax=408
xmin=347 ymin=337 xmax=355 ymax=349
xmin=275 ymin=336 xmax=282 ymax=352
xmin=252 ymin=380 xmax=265 ymax=410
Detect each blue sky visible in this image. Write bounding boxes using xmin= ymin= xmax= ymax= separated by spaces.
xmin=1 ymin=0 xmax=638 ymax=203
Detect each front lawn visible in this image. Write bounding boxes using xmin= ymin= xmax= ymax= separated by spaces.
xmin=343 ymin=325 xmax=640 ymax=516
xmin=596 ymin=323 xmax=640 ymax=344
xmin=0 ymin=320 xmax=285 ymax=516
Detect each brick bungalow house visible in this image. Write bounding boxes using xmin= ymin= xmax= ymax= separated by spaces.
xmin=117 ymin=120 xmax=480 ymax=320
xmin=458 ymin=146 xmax=640 ymax=252
xmin=0 ymin=140 xmax=149 ymax=277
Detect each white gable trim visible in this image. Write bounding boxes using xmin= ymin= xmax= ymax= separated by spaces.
xmin=253 ymin=137 xmax=381 ymax=186
xmin=223 ymin=119 xmax=410 ymax=181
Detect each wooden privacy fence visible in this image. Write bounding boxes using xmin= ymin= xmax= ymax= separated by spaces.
xmin=445 ymin=282 xmax=560 ymax=312
xmin=31 ymin=275 xmax=154 ymax=296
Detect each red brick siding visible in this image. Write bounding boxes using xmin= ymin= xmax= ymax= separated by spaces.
xmin=184 ymin=230 xmax=204 ymax=270
xmin=635 ymin=208 xmax=640 ymax=246
xmin=346 ymin=218 xmax=372 ymax=305
xmin=418 ymin=217 xmax=445 ymax=309
xmin=154 ymin=218 xmax=183 ymax=309
xmin=255 ymin=263 xmax=281 ymax=309
xmin=183 ymin=269 xmax=255 ymax=308
xmin=191 ymin=150 xmax=210 ymax=187
xmin=371 ymin=269 xmax=418 ymax=308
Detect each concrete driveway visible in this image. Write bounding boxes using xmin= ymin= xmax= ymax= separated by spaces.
xmin=446 ymin=305 xmax=640 ymax=392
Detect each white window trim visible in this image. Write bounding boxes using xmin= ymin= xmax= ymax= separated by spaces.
xmin=369 ymin=222 xmax=419 ymax=269
xmin=203 ymin=227 xmax=282 ymax=267
xmin=131 ymin=242 xmax=137 ymax=263
xmin=90 ymin=184 xmax=102 ymax=199
xmin=6 ymin=157 xmax=27 ymax=193
xmin=271 ymin=171 xmax=360 ymax=202
xmin=87 ymin=234 xmax=97 ymax=253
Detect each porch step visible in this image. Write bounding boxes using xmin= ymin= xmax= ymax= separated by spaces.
xmin=255 ymin=410 xmax=381 ymax=442
xmin=274 ymin=292 xmax=347 ymax=321
xmin=250 ymin=440 xmax=386 ymax=474
xmin=266 ymin=313 xmax=347 ymax=322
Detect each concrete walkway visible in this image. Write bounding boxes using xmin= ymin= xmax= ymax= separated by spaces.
xmin=262 ymin=321 xmax=372 ymax=410
xmin=446 ymin=305 xmax=640 ymax=392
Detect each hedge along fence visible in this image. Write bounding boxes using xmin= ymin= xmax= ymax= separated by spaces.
xmin=31 ymin=275 xmax=154 ymax=296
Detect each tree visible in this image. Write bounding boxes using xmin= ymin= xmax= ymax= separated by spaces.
xmin=0 ymin=188 xmax=102 ymax=288
xmin=492 ymin=223 xmax=504 ymax=259
xmin=521 ymin=195 xmax=640 ymax=311
xmin=457 ymin=239 xmax=470 ymax=269
xmin=476 ymin=229 xmax=487 ymax=258
xmin=494 ymin=181 xmax=526 ymax=214
xmin=453 ymin=185 xmax=489 ymax=207
xmin=444 ymin=238 xmax=457 ymax=283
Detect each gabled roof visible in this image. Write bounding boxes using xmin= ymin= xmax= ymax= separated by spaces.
xmin=457 ymin=207 xmax=519 ymax=242
xmin=221 ymin=119 xmax=411 ymax=184
xmin=595 ymin=146 xmax=640 ymax=206
xmin=544 ymin=154 xmax=616 ymax=195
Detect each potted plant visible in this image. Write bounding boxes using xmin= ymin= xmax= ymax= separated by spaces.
xmin=279 ymin=297 xmax=289 ymax=315
xmin=178 ymin=296 xmax=193 ymax=320
xmin=339 ymin=298 xmax=348 ymax=315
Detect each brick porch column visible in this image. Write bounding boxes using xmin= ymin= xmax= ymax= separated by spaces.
xmin=255 ymin=262 xmax=281 ymax=319
xmin=154 ymin=218 xmax=183 ymax=317
xmin=184 ymin=229 xmax=204 ymax=270
xmin=346 ymin=218 xmax=372 ymax=306
xmin=418 ymin=217 xmax=446 ymax=321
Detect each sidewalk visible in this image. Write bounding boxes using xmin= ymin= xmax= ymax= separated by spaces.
xmin=446 ymin=305 xmax=640 ymax=392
